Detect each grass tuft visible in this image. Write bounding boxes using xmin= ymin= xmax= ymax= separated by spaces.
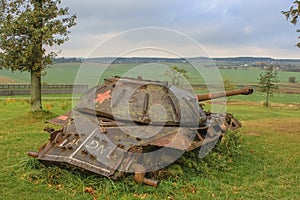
xmin=60 ymin=101 xmax=71 ymax=110
xmin=20 ymin=157 xmax=43 ymax=170
xmin=17 ymin=110 xmax=58 ymax=124
xmin=174 ymin=131 xmax=242 ymax=178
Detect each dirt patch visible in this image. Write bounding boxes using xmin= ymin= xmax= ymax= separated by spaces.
xmin=0 ymin=76 xmax=17 ymax=83
xmin=243 ymin=118 xmax=300 ymax=135
xmin=226 ymin=100 xmax=260 ymax=106
xmin=226 ymin=101 xmax=300 ymax=109
xmin=244 ymin=131 xmax=261 ymax=136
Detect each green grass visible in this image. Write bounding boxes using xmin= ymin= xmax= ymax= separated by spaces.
xmin=1 ymin=63 xmax=300 ymax=85
xmin=0 ymin=63 xmax=81 ymax=84
xmin=219 ymin=68 xmax=300 ymax=84
xmin=226 ymin=103 xmax=300 ymax=121
xmin=229 ymin=92 xmax=300 ymax=104
xmin=0 ymin=98 xmax=299 ymax=199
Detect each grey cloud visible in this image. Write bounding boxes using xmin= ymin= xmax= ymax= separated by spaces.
xmin=58 ymin=0 xmax=300 ymax=58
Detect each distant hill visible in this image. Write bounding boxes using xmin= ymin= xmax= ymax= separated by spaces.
xmin=52 ymin=57 xmax=82 ymax=63
xmin=53 ymin=56 xmax=300 ymax=64
xmin=51 ymin=56 xmax=300 ymax=72
xmin=213 ymin=57 xmax=300 ymax=63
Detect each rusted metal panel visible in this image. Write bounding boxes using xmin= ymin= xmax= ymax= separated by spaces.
xmin=29 ymin=76 xmax=253 ymax=186
xmin=46 ymin=112 xmax=70 ymax=125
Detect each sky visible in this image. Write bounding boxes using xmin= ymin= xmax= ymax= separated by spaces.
xmin=56 ymin=0 xmax=300 ymax=59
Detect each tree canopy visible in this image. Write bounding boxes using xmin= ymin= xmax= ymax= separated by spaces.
xmin=258 ymin=66 xmax=279 ymax=107
xmin=282 ymin=0 xmax=300 ymax=47
xmin=164 ymin=66 xmax=189 ymax=87
xmin=0 ymin=0 xmax=76 ymax=110
xmin=0 ymin=0 xmax=76 ymax=72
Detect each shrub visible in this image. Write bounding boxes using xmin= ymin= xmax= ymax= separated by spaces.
xmin=223 ymin=79 xmax=237 ymax=91
xmin=44 ymin=103 xmax=53 ymax=111
xmin=176 ymin=131 xmax=242 ymax=177
xmin=288 ymin=76 xmax=297 ymax=83
xmin=60 ymin=101 xmax=71 ymax=110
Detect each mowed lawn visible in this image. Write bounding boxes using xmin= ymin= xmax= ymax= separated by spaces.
xmin=0 ymin=97 xmax=299 ymax=200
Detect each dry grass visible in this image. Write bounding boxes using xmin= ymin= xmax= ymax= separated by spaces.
xmin=243 ymin=118 xmax=300 ymax=136
xmin=0 ymin=76 xmax=17 ymax=83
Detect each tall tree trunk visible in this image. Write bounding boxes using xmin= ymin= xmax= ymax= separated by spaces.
xmin=266 ymin=89 xmax=270 ymax=107
xmin=31 ymin=70 xmax=42 ymax=111
xmin=29 ymin=0 xmax=43 ymax=112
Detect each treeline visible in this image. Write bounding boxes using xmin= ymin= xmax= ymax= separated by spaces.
xmin=53 ymin=56 xmax=300 ymax=64
xmin=51 ymin=57 xmax=300 ymax=72
xmin=52 ymin=57 xmax=82 ymax=63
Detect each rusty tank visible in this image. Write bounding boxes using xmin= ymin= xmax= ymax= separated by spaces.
xmin=28 ymin=76 xmax=253 ymax=187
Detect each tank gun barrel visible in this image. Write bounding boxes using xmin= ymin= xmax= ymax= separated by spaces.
xmin=196 ymin=87 xmax=253 ymax=101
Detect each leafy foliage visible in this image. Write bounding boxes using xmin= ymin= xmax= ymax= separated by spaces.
xmin=149 ymin=131 xmax=242 ymax=180
xmin=258 ymin=66 xmax=279 ymax=107
xmin=282 ymin=1 xmax=300 ymax=47
xmin=288 ymin=76 xmax=297 ymax=83
xmin=223 ymin=79 xmax=237 ymax=91
xmin=0 ymin=0 xmax=76 ymax=72
xmin=164 ymin=66 xmax=189 ymax=86
xmin=0 ymin=0 xmax=76 ymax=110
xmin=178 ymin=131 xmax=241 ymax=177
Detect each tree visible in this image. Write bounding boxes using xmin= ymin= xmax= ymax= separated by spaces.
xmin=282 ymin=1 xmax=300 ymax=47
xmin=288 ymin=76 xmax=297 ymax=83
xmin=0 ymin=0 xmax=76 ymax=111
xmin=223 ymin=79 xmax=237 ymax=91
xmin=258 ymin=66 xmax=279 ymax=107
xmin=164 ymin=66 xmax=189 ymax=86
xmin=289 ymin=76 xmax=297 ymax=83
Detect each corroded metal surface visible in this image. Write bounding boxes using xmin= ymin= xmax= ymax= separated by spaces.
xmin=29 ymin=76 xmax=253 ymax=186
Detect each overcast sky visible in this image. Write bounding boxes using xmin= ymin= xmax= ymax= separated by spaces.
xmin=57 ymin=0 xmax=300 ymax=59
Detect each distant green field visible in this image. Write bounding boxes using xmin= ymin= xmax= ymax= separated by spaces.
xmin=229 ymin=92 xmax=300 ymax=104
xmin=0 ymin=63 xmax=81 ymax=84
xmin=220 ymin=68 xmax=300 ymax=84
xmin=1 ymin=62 xmax=300 ymax=85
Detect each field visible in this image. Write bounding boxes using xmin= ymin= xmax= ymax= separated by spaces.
xmin=0 ymin=97 xmax=299 ymax=199
xmin=1 ymin=63 xmax=300 ymax=86
xmin=0 ymin=63 xmax=300 ymax=199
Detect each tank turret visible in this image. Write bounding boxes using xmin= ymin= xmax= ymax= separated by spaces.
xmin=28 ymin=76 xmax=253 ymax=187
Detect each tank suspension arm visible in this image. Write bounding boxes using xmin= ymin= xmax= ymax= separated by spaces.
xmin=133 ymin=164 xmax=159 ymax=187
